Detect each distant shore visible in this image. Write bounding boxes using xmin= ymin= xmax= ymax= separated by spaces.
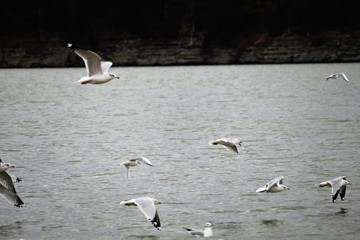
xmin=1 ymin=31 xmax=359 ymax=68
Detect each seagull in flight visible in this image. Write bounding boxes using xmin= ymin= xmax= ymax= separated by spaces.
xmin=256 ymin=176 xmax=289 ymax=193
xmin=209 ymin=137 xmax=242 ymax=154
xmin=323 ymin=72 xmax=350 ymax=89
xmin=120 ymin=196 xmax=161 ymax=230
xmin=325 ymin=72 xmax=349 ymax=82
xmin=318 ymin=176 xmax=351 ymax=203
xmin=120 ymin=156 xmax=154 ymax=179
xmin=183 ymin=222 xmax=213 ymax=238
xmin=67 ymin=43 xmax=119 ymax=84
xmin=0 ymin=158 xmax=25 ymax=207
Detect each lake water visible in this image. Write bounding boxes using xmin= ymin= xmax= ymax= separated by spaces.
xmin=0 ymin=63 xmax=360 ymax=240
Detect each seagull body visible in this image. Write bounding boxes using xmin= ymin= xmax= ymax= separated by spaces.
xmin=67 ymin=43 xmax=119 ymax=84
xmin=183 ymin=222 xmax=213 ymax=238
xmin=120 ymin=196 xmax=161 ymax=230
xmin=318 ymin=176 xmax=351 ymax=202
xmin=120 ymin=156 xmax=154 ymax=179
xmin=209 ymin=137 xmax=242 ymax=154
xmin=0 ymin=158 xmax=25 ymax=207
xmin=256 ymin=176 xmax=289 ymax=193
xmin=325 ymin=72 xmax=349 ymax=82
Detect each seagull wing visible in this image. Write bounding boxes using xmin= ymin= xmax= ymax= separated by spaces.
xmin=136 ymin=157 xmax=154 ymax=166
xmin=183 ymin=227 xmax=205 ymax=237
xmin=101 ymin=61 xmax=113 ymax=74
xmin=0 ymin=172 xmax=24 ymax=207
xmin=329 ymin=177 xmax=344 ymax=197
xmin=339 ymin=73 xmax=349 ymax=82
xmin=0 ymin=171 xmax=16 ymax=193
xmin=267 ymin=176 xmax=284 ymax=191
xmin=73 ymin=49 xmax=103 ymax=77
xmin=134 ymin=197 xmax=161 ymax=230
xmin=339 ymin=184 xmax=346 ymax=200
xmin=256 ymin=186 xmax=267 ymax=193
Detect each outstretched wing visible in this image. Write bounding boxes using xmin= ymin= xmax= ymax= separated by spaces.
xmin=134 ymin=197 xmax=161 ymax=230
xmin=339 ymin=73 xmax=349 ymax=82
xmin=68 ymin=44 xmax=103 ymax=76
xmin=101 ymin=61 xmax=113 ymax=74
xmin=133 ymin=157 xmax=154 ymax=166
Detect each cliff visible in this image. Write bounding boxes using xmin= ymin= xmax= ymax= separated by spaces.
xmin=0 ymin=0 xmax=359 ymax=67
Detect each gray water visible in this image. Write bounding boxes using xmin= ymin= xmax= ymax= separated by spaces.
xmin=0 ymin=63 xmax=359 ymax=240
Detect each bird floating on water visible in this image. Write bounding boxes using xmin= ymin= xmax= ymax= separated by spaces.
xmin=318 ymin=176 xmax=351 ymax=203
xmin=209 ymin=137 xmax=242 ymax=154
xmin=183 ymin=222 xmax=213 ymax=238
xmin=67 ymin=43 xmax=119 ymax=84
xmin=256 ymin=176 xmax=289 ymax=193
xmin=0 ymin=158 xmax=25 ymax=207
xmin=120 ymin=196 xmax=161 ymax=230
xmin=120 ymin=156 xmax=154 ymax=179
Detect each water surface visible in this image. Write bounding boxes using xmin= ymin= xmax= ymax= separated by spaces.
xmin=1 ymin=64 xmax=359 ymax=239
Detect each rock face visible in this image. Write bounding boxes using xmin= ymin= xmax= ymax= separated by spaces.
xmin=1 ymin=1 xmax=359 ymax=67
xmin=1 ymin=31 xmax=359 ymax=68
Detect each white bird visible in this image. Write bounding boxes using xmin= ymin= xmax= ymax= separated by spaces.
xmin=318 ymin=176 xmax=351 ymax=203
xmin=209 ymin=137 xmax=242 ymax=154
xmin=0 ymin=158 xmax=25 ymax=207
xmin=256 ymin=176 xmax=289 ymax=193
xmin=323 ymin=72 xmax=350 ymax=89
xmin=120 ymin=196 xmax=161 ymax=230
xmin=120 ymin=156 xmax=154 ymax=180
xmin=67 ymin=43 xmax=119 ymax=84
xmin=183 ymin=222 xmax=213 ymax=238
xmin=325 ymin=72 xmax=349 ymax=82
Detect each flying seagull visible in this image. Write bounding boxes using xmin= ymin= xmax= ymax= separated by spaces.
xmin=67 ymin=43 xmax=119 ymax=84
xmin=0 ymin=158 xmax=25 ymax=207
xmin=318 ymin=176 xmax=351 ymax=203
xmin=256 ymin=176 xmax=289 ymax=193
xmin=323 ymin=72 xmax=350 ymax=89
xmin=120 ymin=196 xmax=161 ymax=230
xmin=325 ymin=73 xmax=349 ymax=82
xmin=209 ymin=137 xmax=242 ymax=154
xmin=120 ymin=156 xmax=154 ymax=180
xmin=183 ymin=222 xmax=213 ymax=238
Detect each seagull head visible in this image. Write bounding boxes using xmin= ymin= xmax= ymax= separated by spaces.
xmin=109 ymin=73 xmax=120 ymax=79
xmin=0 ymin=162 xmax=15 ymax=169
xmin=344 ymin=180 xmax=351 ymax=185
xmin=205 ymin=222 xmax=213 ymax=227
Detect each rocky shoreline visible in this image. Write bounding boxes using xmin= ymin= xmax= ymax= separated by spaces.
xmin=1 ymin=31 xmax=359 ymax=68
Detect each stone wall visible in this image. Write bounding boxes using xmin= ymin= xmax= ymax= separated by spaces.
xmin=0 ymin=31 xmax=359 ymax=68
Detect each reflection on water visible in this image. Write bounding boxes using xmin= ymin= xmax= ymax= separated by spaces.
xmin=0 ymin=64 xmax=360 ymax=239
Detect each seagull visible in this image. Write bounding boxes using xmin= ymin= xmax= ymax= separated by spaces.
xmin=325 ymin=72 xmax=349 ymax=82
xmin=120 ymin=196 xmax=161 ymax=230
xmin=183 ymin=222 xmax=213 ymax=238
xmin=209 ymin=137 xmax=242 ymax=154
xmin=120 ymin=156 xmax=154 ymax=180
xmin=256 ymin=176 xmax=289 ymax=193
xmin=0 ymin=158 xmax=25 ymax=207
xmin=318 ymin=176 xmax=351 ymax=203
xmin=323 ymin=72 xmax=350 ymax=89
xmin=67 ymin=43 xmax=119 ymax=84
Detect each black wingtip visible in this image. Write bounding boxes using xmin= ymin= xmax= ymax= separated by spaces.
xmin=14 ymin=196 xmax=25 ymax=207
xmin=151 ymin=212 xmax=161 ymax=230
